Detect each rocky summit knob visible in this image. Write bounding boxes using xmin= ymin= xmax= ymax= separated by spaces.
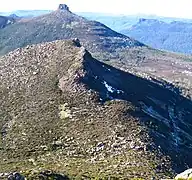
xmin=58 ymin=4 xmax=70 ymax=11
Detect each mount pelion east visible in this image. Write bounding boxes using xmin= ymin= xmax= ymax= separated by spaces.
xmin=0 ymin=4 xmax=144 ymax=57
xmin=0 ymin=39 xmax=192 ymax=179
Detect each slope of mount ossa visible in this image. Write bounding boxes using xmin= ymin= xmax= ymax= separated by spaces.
xmin=0 ymin=5 xmax=192 ymax=97
xmin=0 ymin=39 xmax=192 ymax=179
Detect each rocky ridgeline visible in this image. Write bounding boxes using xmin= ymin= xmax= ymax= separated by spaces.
xmin=0 ymin=40 xmax=170 ymax=179
xmin=0 ymin=39 xmax=192 ymax=178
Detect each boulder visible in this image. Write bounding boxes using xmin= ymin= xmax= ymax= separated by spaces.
xmin=8 ymin=172 xmax=25 ymax=180
xmin=175 ymin=169 xmax=192 ymax=180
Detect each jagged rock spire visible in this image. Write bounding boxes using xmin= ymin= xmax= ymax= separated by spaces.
xmin=58 ymin=4 xmax=70 ymax=11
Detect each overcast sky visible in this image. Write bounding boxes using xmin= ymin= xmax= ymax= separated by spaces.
xmin=1 ymin=0 xmax=192 ymax=18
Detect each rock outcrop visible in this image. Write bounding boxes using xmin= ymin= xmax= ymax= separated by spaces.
xmin=0 ymin=15 xmax=15 ymax=29
xmin=8 ymin=173 xmax=25 ymax=180
xmin=175 ymin=169 xmax=192 ymax=180
xmin=58 ymin=4 xmax=70 ymax=11
xmin=0 ymin=172 xmax=25 ymax=180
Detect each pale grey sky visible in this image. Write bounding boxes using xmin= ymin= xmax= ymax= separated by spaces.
xmin=0 ymin=0 xmax=192 ymax=18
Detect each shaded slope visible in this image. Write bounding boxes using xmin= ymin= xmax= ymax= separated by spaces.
xmin=81 ymin=46 xmax=192 ymax=172
xmin=112 ymin=46 xmax=192 ymax=98
xmin=0 ymin=15 xmax=16 ymax=28
xmin=0 ymin=40 xmax=192 ymax=178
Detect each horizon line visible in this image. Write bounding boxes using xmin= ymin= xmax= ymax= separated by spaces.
xmin=1 ymin=9 xmax=192 ymax=20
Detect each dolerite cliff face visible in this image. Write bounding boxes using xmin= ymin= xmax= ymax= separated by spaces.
xmin=0 ymin=39 xmax=192 ymax=179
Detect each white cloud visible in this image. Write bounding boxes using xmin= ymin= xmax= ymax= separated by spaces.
xmin=0 ymin=0 xmax=192 ymax=18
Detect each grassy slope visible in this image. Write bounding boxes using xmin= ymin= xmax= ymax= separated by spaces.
xmin=0 ymin=40 xmax=174 ymax=179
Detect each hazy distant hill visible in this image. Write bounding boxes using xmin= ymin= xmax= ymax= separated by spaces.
xmin=0 ymin=10 xmax=52 ymax=17
xmin=121 ymin=19 xmax=192 ymax=55
xmin=78 ymin=13 xmax=192 ymax=32
xmin=0 ymin=15 xmax=16 ymax=28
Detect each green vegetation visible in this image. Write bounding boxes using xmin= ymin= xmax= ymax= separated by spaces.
xmin=0 ymin=40 xmax=175 ymax=179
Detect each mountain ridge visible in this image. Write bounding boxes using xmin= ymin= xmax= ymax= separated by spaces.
xmin=0 ymin=9 xmax=144 ymax=58
xmin=121 ymin=18 xmax=192 ymax=55
xmin=0 ymin=39 xmax=172 ymax=179
xmin=0 ymin=39 xmax=192 ymax=178
xmin=0 ymin=6 xmax=192 ymax=97
xmin=0 ymin=4 xmax=192 ymax=179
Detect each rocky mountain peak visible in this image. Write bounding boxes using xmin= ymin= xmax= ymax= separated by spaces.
xmin=57 ymin=4 xmax=70 ymax=11
xmin=9 ymin=14 xmax=19 ymax=18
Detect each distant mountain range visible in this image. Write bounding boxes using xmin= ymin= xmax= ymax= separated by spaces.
xmin=121 ymin=19 xmax=192 ymax=55
xmin=78 ymin=13 xmax=192 ymax=32
xmin=1 ymin=10 xmax=192 ymax=31
xmin=1 ymin=10 xmax=192 ymax=56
